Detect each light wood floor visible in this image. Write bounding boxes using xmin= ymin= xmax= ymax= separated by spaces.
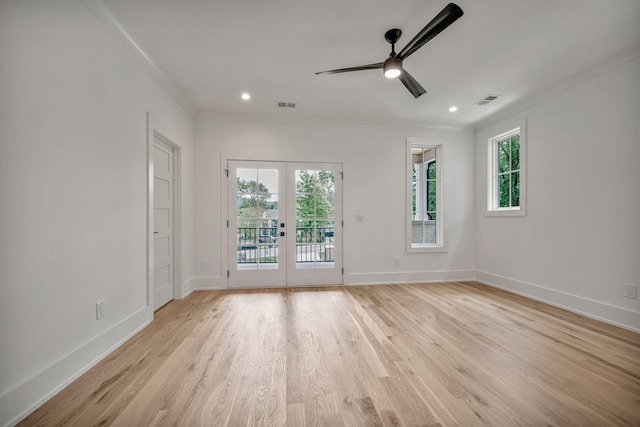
xmin=20 ymin=282 xmax=640 ymax=426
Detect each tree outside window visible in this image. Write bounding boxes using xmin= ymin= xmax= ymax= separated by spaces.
xmin=496 ymin=133 xmax=520 ymax=208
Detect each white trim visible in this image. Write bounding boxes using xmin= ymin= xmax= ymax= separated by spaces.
xmin=346 ymin=269 xmax=475 ymax=285
xmin=147 ymin=114 xmax=154 ymax=308
xmin=196 ymin=111 xmax=474 ymax=133
xmin=476 ymin=271 xmax=640 ymax=333
xmin=172 ymin=146 xmax=183 ymax=299
xmin=191 ymin=276 xmax=227 ymax=290
xmin=80 ymin=0 xmax=196 ymax=116
xmin=221 ymin=148 xmax=348 ymax=165
xmin=220 ymin=153 xmax=229 ymax=289
xmin=189 ymin=271 xmax=476 ymax=288
xmin=0 ymin=307 xmax=151 ymax=427
xmin=182 ymin=279 xmax=195 ymax=298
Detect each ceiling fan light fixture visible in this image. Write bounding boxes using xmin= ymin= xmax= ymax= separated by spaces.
xmin=383 ymin=57 xmax=402 ymax=79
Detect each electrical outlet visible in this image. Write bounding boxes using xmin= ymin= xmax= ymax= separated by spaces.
xmin=199 ymin=261 xmax=206 ymax=270
xmin=355 ymin=214 xmax=365 ymax=223
xmin=393 ymin=257 xmax=400 ymax=267
xmin=96 ymin=301 xmax=106 ymax=319
xmin=624 ymin=284 xmax=637 ymax=299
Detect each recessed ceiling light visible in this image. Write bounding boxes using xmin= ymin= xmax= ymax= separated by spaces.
xmin=241 ymin=93 xmax=251 ymax=100
xmin=449 ymin=106 xmax=458 ymax=112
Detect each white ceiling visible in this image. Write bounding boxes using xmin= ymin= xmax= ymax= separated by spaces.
xmin=100 ymin=0 xmax=640 ymax=127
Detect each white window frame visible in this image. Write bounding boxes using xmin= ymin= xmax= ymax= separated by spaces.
xmin=486 ymin=118 xmax=527 ymax=217
xmin=406 ymin=138 xmax=445 ymax=252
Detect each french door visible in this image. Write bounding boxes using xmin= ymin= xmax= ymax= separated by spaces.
xmin=228 ymin=160 xmax=342 ymax=288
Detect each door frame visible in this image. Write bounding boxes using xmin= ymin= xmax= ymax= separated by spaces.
xmin=147 ymin=113 xmax=182 ymax=312
xmin=221 ymin=149 xmax=346 ymax=289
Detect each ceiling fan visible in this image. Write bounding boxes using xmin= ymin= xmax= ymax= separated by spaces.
xmin=315 ymin=3 xmax=464 ymax=98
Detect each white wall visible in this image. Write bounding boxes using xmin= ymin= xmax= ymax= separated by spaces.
xmin=193 ymin=116 xmax=475 ymax=289
xmin=474 ymin=54 xmax=640 ymax=331
xmin=0 ymin=1 xmax=194 ymax=425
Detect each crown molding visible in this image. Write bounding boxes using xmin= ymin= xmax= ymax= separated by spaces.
xmin=474 ymin=42 xmax=640 ymax=132
xmin=80 ymin=0 xmax=196 ymax=117
xmin=195 ymin=111 xmax=475 ymax=133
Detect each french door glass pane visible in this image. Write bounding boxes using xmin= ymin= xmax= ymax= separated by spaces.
xmin=236 ymin=167 xmax=280 ymax=270
xmin=295 ymin=169 xmax=335 ymax=269
xmin=317 ymin=171 xmax=335 ymax=194
xmin=258 ymin=168 xmax=278 ymax=192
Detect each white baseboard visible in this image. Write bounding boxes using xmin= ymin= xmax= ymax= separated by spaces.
xmin=346 ymin=269 xmax=475 ymax=286
xmin=191 ymin=276 xmax=227 ymax=290
xmin=189 ymin=271 xmax=475 ymax=289
xmin=475 ymin=270 xmax=640 ymax=333
xmin=0 ymin=307 xmax=152 ymax=427
xmin=181 ymin=279 xmax=195 ymax=298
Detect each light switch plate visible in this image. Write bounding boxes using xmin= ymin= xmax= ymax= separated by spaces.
xmin=96 ymin=301 xmax=106 ymax=319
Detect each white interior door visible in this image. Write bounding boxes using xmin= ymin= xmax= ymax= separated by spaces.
xmin=153 ymin=139 xmax=174 ymax=309
xmin=228 ymin=160 xmax=342 ymax=288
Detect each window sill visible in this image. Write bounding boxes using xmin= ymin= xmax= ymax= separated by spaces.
xmin=407 ymin=244 xmax=447 ymax=253
xmin=485 ymin=207 xmax=526 ymax=217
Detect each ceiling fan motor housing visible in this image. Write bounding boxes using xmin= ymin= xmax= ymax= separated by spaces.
xmin=383 ymin=57 xmax=402 ymax=78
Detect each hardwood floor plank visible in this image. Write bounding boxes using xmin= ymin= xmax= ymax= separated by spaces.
xmin=19 ymin=283 xmax=640 ymax=427
xmin=286 ymin=403 xmax=305 ymax=427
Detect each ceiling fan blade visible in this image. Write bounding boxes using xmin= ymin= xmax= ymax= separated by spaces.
xmin=315 ymin=62 xmax=383 ymax=75
xmin=396 ymin=3 xmax=463 ymax=61
xmin=398 ymin=69 xmax=426 ymax=98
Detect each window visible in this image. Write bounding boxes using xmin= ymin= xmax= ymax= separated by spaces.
xmin=407 ymin=139 xmax=444 ymax=251
xmin=486 ymin=119 xmax=526 ymax=216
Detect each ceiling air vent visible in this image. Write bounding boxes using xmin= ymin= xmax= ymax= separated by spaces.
xmin=474 ymin=94 xmax=501 ymax=106
xmin=276 ymin=101 xmax=296 ymax=108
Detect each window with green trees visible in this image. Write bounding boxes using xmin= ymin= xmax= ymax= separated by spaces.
xmin=496 ymin=132 xmax=520 ymax=208
xmin=487 ymin=121 xmax=526 ymax=216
